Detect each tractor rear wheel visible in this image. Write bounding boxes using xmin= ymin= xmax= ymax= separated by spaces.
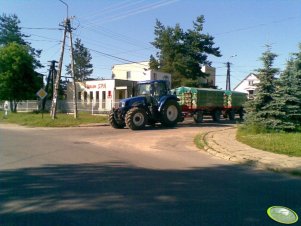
xmin=125 ymin=107 xmax=147 ymax=130
xmin=161 ymin=100 xmax=180 ymax=127
xmin=109 ymin=110 xmax=125 ymax=129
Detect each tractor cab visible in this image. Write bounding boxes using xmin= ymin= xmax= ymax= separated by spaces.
xmin=134 ymin=80 xmax=169 ymax=107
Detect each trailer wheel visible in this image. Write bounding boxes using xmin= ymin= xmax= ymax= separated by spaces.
xmin=228 ymin=110 xmax=235 ymax=121
xmin=212 ymin=109 xmax=221 ymax=122
xmin=125 ymin=107 xmax=147 ymax=130
xmin=109 ymin=110 xmax=125 ymax=129
xmin=161 ymin=100 xmax=180 ymax=127
xmin=238 ymin=108 xmax=244 ymax=120
xmin=193 ymin=111 xmax=203 ymax=123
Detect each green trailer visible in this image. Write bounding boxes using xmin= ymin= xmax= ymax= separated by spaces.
xmin=223 ymin=90 xmax=247 ymax=109
xmin=172 ymin=87 xmax=247 ymax=123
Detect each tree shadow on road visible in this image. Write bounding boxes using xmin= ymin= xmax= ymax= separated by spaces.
xmin=1 ymin=162 xmax=300 ymax=226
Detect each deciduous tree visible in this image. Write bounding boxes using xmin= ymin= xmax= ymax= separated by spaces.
xmin=0 ymin=13 xmax=42 ymax=68
xmin=150 ymin=16 xmax=221 ymax=87
xmin=0 ymin=43 xmax=41 ymax=112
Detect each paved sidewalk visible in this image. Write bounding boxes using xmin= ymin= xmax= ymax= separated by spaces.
xmin=202 ymin=127 xmax=301 ymax=175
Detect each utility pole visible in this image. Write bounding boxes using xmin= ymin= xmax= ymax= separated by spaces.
xmin=225 ymin=55 xmax=237 ymax=91
xmin=50 ymin=0 xmax=77 ymax=119
xmin=67 ymin=18 xmax=78 ymax=118
xmin=226 ymin=62 xmax=231 ymax=90
xmin=50 ymin=19 xmax=67 ymax=119
xmin=43 ymin=60 xmax=57 ymax=110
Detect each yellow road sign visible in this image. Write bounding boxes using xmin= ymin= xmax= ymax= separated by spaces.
xmin=36 ymin=88 xmax=48 ymax=99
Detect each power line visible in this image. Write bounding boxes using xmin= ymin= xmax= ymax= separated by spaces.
xmin=88 ymin=47 xmax=149 ymax=67
xmin=79 ymin=0 xmax=138 ymax=21
xmin=21 ymin=27 xmax=62 ymax=30
xmin=73 ymin=32 xmax=152 ymax=61
xmin=81 ymin=0 xmax=178 ymax=25
xmin=214 ymin=16 xmax=300 ymax=36
xmin=25 ymin=33 xmax=62 ymax=42
xmin=78 ymin=20 xmax=154 ymax=48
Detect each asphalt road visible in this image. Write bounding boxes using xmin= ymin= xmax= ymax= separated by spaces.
xmin=0 ymin=122 xmax=300 ymax=226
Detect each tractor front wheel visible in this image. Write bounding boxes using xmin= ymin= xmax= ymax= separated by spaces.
xmin=161 ymin=100 xmax=180 ymax=127
xmin=125 ymin=107 xmax=147 ymax=130
xmin=109 ymin=110 xmax=125 ymax=129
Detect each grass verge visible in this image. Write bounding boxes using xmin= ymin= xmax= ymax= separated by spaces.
xmin=0 ymin=112 xmax=108 ymax=127
xmin=194 ymin=133 xmax=206 ymax=150
xmin=237 ymin=125 xmax=301 ymax=157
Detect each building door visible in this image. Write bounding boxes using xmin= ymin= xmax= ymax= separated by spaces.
xmin=115 ymin=89 xmax=127 ymax=101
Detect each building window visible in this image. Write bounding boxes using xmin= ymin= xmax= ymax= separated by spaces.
xmin=90 ymin=91 xmax=93 ymax=101
xmin=126 ymin=71 xmax=131 ymax=80
xmin=248 ymin=80 xmax=254 ymax=85
xmin=84 ymin=91 xmax=87 ymax=101
xmin=78 ymin=92 xmax=81 ymax=100
xmin=102 ymin=91 xmax=106 ymax=109
xmin=96 ymin=91 xmax=99 ymax=100
xmin=248 ymin=90 xmax=254 ymax=99
xmin=153 ymin=73 xmax=157 ymax=80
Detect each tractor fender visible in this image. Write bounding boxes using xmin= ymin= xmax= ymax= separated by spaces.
xmin=158 ymin=95 xmax=179 ymax=112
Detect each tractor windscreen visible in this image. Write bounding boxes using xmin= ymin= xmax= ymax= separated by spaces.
xmin=136 ymin=83 xmax=152 ymax=96
xmin=136 ymin=82 xmax=168 ymax=97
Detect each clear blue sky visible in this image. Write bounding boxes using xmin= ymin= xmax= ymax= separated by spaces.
xmin=1 ymin=0 xmax=301 ymax=89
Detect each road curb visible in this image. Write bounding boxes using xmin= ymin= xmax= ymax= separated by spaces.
xmin=201 ymin=128 xmax=301 ymax=176
xmin=78 ymin=123 xmax=110 ymax=127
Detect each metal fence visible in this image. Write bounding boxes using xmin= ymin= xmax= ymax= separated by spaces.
xmin=0 ymin=100 xmax=121 ymax=114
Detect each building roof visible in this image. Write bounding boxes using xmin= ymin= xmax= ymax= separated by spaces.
xmin=112 ymin=61 xmax=149 ymax=67
xmin=233 ymin=73 xmax=258 ymax=90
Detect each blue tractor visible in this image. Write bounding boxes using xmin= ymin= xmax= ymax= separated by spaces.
xmin=109 ymin=80 xmax=182 ymax=130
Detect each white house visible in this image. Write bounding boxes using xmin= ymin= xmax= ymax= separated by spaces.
xmin=233 ymin=73 xmax=259 ymax=99
xmin=112 ymin=61 xmax=216 ymax=88
xmin=200 ymin=65 xmax=216 ymax=87
xmin=112 ymin=61 xmax=172 ymax=87
xmin=67 ymin=79 xmax=135 ymax=112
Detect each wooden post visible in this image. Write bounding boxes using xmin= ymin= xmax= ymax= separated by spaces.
xmin=50 ymin=19 xmax=67 ymax=119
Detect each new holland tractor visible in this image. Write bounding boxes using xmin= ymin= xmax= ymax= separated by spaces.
xmin=109 ymin=80 xmax=182 ymax=130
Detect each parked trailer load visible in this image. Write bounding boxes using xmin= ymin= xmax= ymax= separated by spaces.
xmin=172 ymin=87 xmax=247 ymax=123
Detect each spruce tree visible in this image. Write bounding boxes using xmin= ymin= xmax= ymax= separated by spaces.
xmin=291 ymin=44 xmax=301 ymax=124
xmin=244 ymin=46 xmax=285 ymax=130
xmin=278 ymin=44 xmax=301 ymax=126
xmin=66 ymin=38 xmax=93 ymax=82
xmin=277 ymin=60 xmax=299 ymax=127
